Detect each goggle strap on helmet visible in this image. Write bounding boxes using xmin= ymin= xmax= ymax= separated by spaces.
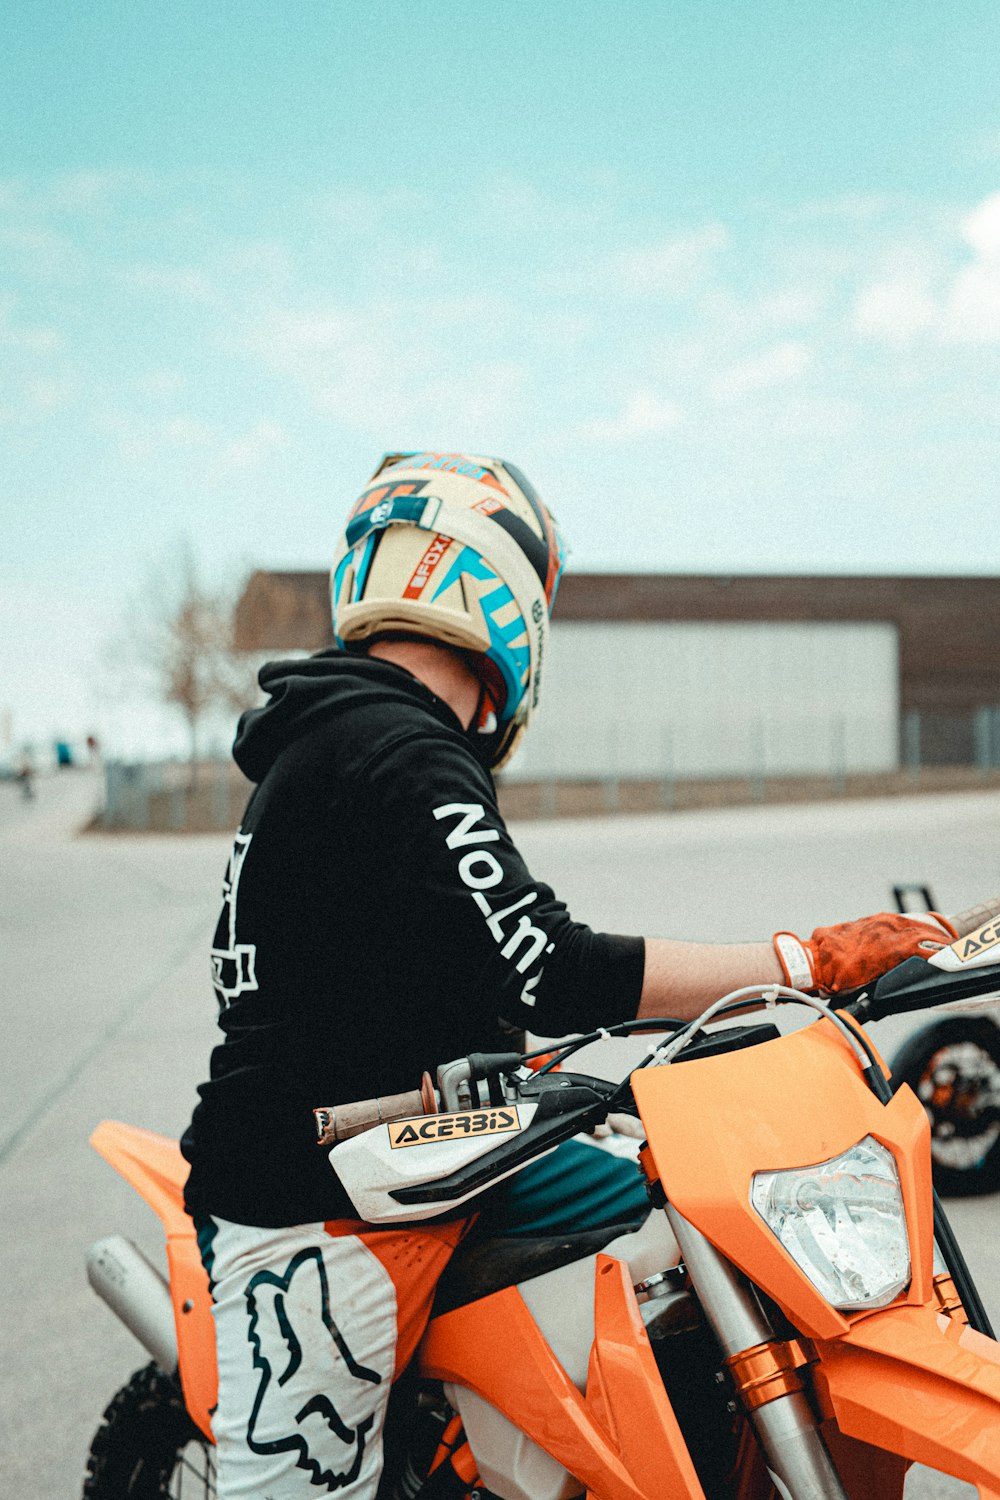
xmin=344 ymin=493 xmax=436 ymax=550
xmin=342 ymin=492 xmax=549 ymax=723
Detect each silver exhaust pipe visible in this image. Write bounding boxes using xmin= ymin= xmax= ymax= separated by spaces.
xmin=86 ymin=1234 xmax=178 ymax=1373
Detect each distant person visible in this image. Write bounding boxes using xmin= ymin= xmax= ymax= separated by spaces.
xmin=54 ymin=739 xmax=73 ymax=768
xmin=181 ymin=451 xmax=956 ymax=1500
xmin=16 ymin=749 xmax=34 ymax=801
xmin=86 ymin=733 xmax=101 ymax=763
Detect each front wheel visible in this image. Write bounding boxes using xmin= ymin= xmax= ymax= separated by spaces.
xmin=891 ymin=1017 xmax=1000 ymax=1196
xmin=83 ymin=1362 xmax=216 ymax=1499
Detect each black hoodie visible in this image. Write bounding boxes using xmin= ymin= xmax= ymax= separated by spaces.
xmin=181 ymin=650 xmax=645 ymax=1226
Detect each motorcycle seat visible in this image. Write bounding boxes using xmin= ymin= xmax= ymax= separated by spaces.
xmin=433 ymin=1215 xmax=649 ymax=1314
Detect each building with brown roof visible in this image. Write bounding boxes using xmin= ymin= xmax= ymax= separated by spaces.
xmin=234 ymin=570 xmax=1000 ymax=778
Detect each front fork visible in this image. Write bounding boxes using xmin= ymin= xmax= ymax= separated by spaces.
xmin=664 ymin=1204 xmax=849 ymax=1500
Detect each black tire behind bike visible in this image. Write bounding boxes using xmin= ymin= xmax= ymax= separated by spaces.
xmin=83 ymin=1362 xmax=215 ymax=1499
xmin=892 ymin=1017 xmax=1000 ymax=1197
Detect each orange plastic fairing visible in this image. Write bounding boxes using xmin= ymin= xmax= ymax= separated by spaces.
xmin=90 ymin=1121 xmax=217 ymax=1440
xmin=812 ymin=1300 xmax=1000 ymax=1491
xmin=420 ymin=1254 xmax=707 ymax=1500
xmin=632 ymin=1019 xmax=935 ymax=1340
xmin=586 ymin=1255 xmax=707 ymax=1499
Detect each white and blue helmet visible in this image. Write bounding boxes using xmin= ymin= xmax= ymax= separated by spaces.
xmin=332 ymin=452 xmax=566 ymax=767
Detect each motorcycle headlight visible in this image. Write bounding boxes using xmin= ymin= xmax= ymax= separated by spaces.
xmin=750 ymin=1136 xmax=910 ymax=1312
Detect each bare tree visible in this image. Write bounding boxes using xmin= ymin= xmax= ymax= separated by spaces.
xmin=117 ymin=541 xmax=259 ymax=783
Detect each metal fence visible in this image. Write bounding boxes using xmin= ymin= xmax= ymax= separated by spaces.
xmin=902 ymin=707 xmax=1000 ymax=774
xmin=100 ymin=758 xmax=248 ymax=832
xmin=98 ymin=707 xmax=1000 ymax=830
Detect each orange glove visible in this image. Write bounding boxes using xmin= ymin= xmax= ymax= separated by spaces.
xmin=773 ymin=911 xmax=958 ymax=996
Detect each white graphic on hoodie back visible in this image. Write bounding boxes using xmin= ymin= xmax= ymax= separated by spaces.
xmin=211 ymin=831 xmax=258 ymax=1011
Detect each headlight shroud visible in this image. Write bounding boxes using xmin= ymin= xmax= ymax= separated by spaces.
xmin=750 ymin=1136 xmax=911 ymax=1312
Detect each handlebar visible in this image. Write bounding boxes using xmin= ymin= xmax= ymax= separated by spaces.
xmin=315 ymin=896 xmax=1000 ymax=1146
xmin=314 ymin=1072 xmax=438 ymax=1146
xmin=949 ymin=894 xmax=1000 ymax=938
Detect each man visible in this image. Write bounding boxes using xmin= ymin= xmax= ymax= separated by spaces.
xmin=182 ymin=452 xmax=952 ymax=1499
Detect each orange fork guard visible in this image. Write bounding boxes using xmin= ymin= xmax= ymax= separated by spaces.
xmin=90 ymin=1120 xmax=217 ymax=1441
xmin=812 ymin=1300 xmax=1000 ymax=1497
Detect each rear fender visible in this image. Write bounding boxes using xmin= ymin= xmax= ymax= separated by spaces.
xmin=90 ymin=1120 xmax=217 ymax=1441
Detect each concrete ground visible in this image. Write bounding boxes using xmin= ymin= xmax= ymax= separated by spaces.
xmin=2 ymin=770 xmax=997 ymax=1497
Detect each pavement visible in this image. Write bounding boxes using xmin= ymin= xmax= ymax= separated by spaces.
xmin=1 ymin=770 xmax=997 ymax=1497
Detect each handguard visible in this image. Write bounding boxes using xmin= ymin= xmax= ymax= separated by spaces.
xmin=846 ymin=916 xmax=1000 ymax=1024
xmin=328 ymin=1071 xmax=618 ymax=1223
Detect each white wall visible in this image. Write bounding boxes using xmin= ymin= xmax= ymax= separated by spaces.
xmin=506 ymin=621 xmax=900 ymax=781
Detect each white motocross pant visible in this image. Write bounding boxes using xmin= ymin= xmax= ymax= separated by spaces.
xmin=200 ymin=1214 xmax=470 ymax=1500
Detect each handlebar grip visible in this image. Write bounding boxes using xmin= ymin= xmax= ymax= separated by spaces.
xmin=949 ymin=896 xmax=1000 ymax=939
xmin=314 ymin=1089 xmax=425 ymax=1146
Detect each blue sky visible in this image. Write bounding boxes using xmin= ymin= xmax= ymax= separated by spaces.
xmin=3 ymin=2 xmax=1000 ymax=749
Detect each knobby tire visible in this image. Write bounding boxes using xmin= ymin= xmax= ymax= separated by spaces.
xmin=83 ymin=1361 xmax=215 ymax=1499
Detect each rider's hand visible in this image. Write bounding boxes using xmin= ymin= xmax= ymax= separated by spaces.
xmin=772 ymin=911 xmax=958 ymax=996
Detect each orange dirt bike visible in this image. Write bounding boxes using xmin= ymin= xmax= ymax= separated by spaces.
xmin=85 ymin=899 xmax=1000 ymax=1500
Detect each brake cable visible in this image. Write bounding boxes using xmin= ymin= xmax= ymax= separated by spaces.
xmin=605 ymin=986 xmax=886 ymax=1113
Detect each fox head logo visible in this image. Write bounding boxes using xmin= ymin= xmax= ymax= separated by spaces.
xmin=244 ymin=1248 xmax=383 ymax=1492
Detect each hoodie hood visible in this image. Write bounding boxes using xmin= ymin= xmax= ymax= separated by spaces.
xmin=233 ymin=649 xmax=463 ymax=783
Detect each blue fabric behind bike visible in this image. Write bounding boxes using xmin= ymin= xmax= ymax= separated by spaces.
xmin=476 ymin=1138 xmax=649 ymax=1237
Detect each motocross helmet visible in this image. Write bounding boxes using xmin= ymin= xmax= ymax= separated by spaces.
xmin=332 ymin=452 xmax=566 ymax=768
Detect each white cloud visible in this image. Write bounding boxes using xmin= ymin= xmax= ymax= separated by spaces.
xmin=221 ymin=240 xmax=294 ymax=286
xmin=759 ymin=393 xmax=858 ymax=439
xmin=47 ymin=170 xmax=141 ymax=212
xmin=585 ymin=389 xmax=683 ymax=441
xmin=240 ymin=297 xmax=532 ymax=438
xmin=711 ymin=342 xmax=811 ymax=400
xmin=790 ymin=195 xmax=893 ymax=224
xmin=853 ymin=277 xmax=937 ymax=341
xmin=852 ymin=193 xmax=1000 ymax=346
xmin=24 ymin=375 xmax=77 ymax=414
xmin=938 ymin=193 xmax=1000 ymax=342
xmin=533 ymin=310 xmax=593 ymax=345
xmin=0 ymin=321 xmax=62 ymax=354
xmin=477 ymin=177 xmax=610 ymax=237
xmin=0 ymin=295 xmax=63 ymax=353
xmin=0 ymin=224 xmax=78 ymax=272
xmin=0 ymin=170 xmax=149 ymax=217
xmin=136 ymin=369 xmax=188 ymax=399
xmin=252 ymin=308 xmax=361 ymax=358
xmin=961 ymin=192 xmax=1000 ymax=257
xmin=697 ymin=285 xmax=829 ymax=345
xmin=109 ymin=414 xmax=216 ymax=463
xmin=98 ymin=411 xmax=288 ymax=475
xmin=480 ymin=178 xmax=547 ymax=222
xmin=220 ymin=420 xmax=287 ymax=470
xmin=942 ymin=262 xmax=1000 ymax=342
xmin=119 ymin=265 xmax=217 ymax=303
xmin=611 ymin=224 xmax=728 ymax=295
xmin=309 ymin=186 xmax=432 ymax=234
xmin=313 ymin=357 xmax=529 ymax=436
xmin=969 ymin=130 xmax=1000 ymax=164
